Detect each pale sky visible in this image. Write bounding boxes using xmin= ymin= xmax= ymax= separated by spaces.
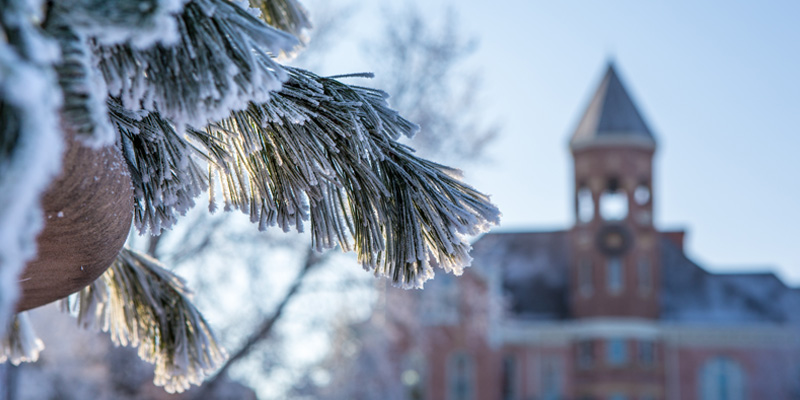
xmin=305 ymin=0 xmax=800 ymax=284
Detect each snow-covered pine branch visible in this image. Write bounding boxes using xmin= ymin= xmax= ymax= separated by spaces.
xmin=203 ymin=67 xmax=501 ymax=288
xmin=1 ymin=0 xmax=501 ymax=392
xmin=62 ymin=248 xmax=227 ymax=394
xmin=0 ymin=312 xmax=44 ymax=365
xmin=98 ymin=0 xmax=298 ymax=131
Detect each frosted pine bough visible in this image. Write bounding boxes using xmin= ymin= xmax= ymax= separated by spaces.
xmin=0 ymin=0 xmax=500 ymax=393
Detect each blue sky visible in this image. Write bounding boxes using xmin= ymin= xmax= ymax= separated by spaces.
xmin=306 ymin=0 xmax=800 ymax=284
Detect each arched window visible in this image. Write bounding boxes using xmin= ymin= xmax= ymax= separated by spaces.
xmin=448 ymin=352 xmax=475 ymax=400
xmin=577 ymin=186 xmax=595 ymax=223
xmin=634 ymin=183 xmax=651 ymax=205
xmin=699 ymin=357 xmax=745 ymax=400
xmin=599 ymin=178 xmax=628 ymax=221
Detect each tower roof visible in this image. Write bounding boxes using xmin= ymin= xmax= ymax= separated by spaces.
xmin=570 ymin=63 xmax=656 ymax=150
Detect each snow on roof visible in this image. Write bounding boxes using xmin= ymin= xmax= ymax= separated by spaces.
xmin=470 ymin=230 xmax=800 ymax=325
xmin=472 ymin=231 xmax=570 ymax=320
xmin=660 ymin=237 xmax=800 ymax=324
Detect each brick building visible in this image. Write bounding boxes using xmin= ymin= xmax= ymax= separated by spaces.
xmin=395 ymin=63 xmax=800 ymax=400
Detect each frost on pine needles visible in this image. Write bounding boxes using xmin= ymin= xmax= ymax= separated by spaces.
xmin=0 ymin=0 xmax=500 ymax=392
xmin=196 ymin=67 xmax=501 ymax=288
xmin=62 ymin=248 xmax=227 ymax=393
xmin=99 ymin=0 xmax=298 ymax=131
xmin=0 ymin=312 xmax=45 ymax=365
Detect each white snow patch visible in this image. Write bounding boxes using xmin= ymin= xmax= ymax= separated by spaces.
xmin=0 ymin=27 xmax=64 ymax=336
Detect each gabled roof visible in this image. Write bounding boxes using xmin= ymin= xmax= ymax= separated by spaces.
xmin=570 ymin=63 xmax=656 ymax=150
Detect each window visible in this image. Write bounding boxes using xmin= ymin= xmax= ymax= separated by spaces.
xmin=637 ymin=257 xmax=652 ymax=294
xmin=634 ymin=184 xmax=651 ymax=205
xmin=699 ymin=357 xmax=745 ymax=400
xmin=606 ymin=257 xmax=623 ymax=294
xmin=578 ymin=186 xmax=595 ymax=223
xmin=501 ymin=355 xmax=516 ymax=400
xmin=540 ymin=356 xmax=563 ymax=400
xmin=599 ymin=178 xmax=628 ymax=220
xmin=579 ymin=258 xmax=593 ymax=296
xmin=577 ymin=340 xmax=594 ymax=369
xmin=420 ymin=273 xmax=459 ymax=326
xmin=606 ymin=338 xmax=628 ymax=366
xmin=448 ymin=352 xmax=475 ymax=400
xmin=638 ymin=340 xmax=655 ymax=367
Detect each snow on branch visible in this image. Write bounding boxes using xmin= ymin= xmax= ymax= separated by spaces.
xmin=98 ymin=0 xmax=299 ymax=131
xmin=109 ymin=99 xmax=221 ymax=233
xmin=0 ymin=0 xmax=63 ymax=336
xmin=48 ymin=0 xmax=183 ymax=49
xmin=62 ymin=248 xmax=226 ymax=393
xmin=45 ymin=22 xmax=115 ymax=146
xmin=202 ymin=67 xmax=501 ymax=288
xmin=0 ymin=312 xmax=45 ymax=366
xmin=109 ymin=64 xmax=499 ymax=287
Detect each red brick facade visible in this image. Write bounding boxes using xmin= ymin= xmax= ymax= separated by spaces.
xmin=388 ymin=64 xmax=800 ymax=400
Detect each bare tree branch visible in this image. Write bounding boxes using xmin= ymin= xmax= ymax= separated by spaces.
xmin=200 ymin=246 xmax=328 ymax=393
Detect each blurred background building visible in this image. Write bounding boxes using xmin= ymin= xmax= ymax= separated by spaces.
xmin=387 ymin=62 xmax=800 ymax=400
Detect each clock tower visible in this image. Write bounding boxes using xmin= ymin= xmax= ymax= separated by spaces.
xmin=568 ymin=63 xmax=660 ymax=319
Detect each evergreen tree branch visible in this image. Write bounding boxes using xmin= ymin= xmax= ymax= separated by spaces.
xmin=62 ymin=248 xmax=227 ymax=393
xmin=98 ymin=0 xmax=298 ymax=130
xmin=109 ymin=98 xmax=226 ymax=233
xmin=46 ymin=0 xmax=183 ymax=49
xmin=0 ymin=312 xmax=44 ymax=366
xmin=44 ymin=19 xmax=115 ymax=146
xmin=205 ymin=67 xmax=501 ymax=287
xmin=110 ymin=65 xmax=500 ymax=287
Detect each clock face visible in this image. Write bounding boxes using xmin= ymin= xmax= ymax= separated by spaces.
xmin=596 ymin=224 xmax=632 ymax=255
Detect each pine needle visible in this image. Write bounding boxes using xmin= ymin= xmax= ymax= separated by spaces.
xmin=63 ymin=248 xmax=227 ymax=393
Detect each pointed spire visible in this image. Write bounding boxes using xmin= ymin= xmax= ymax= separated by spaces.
xmin=570 ymin=62 xmax=656 ymax=151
